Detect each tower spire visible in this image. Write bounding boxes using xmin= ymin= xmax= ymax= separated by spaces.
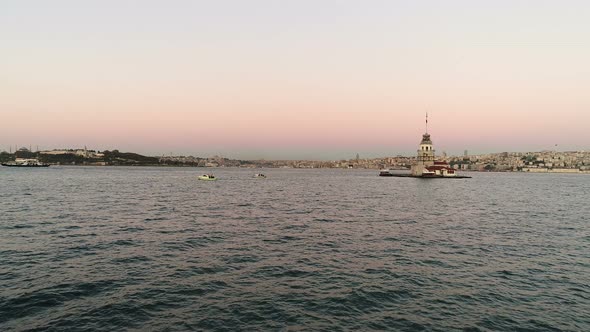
xmin=425 ymin=112 xmax=428 ymax=134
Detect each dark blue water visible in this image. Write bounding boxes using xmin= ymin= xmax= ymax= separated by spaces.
xmin=1 ymin=167 xmax=589 ymax=331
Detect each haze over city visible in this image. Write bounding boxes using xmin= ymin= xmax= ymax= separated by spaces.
xmin=2 ymin=0 xmax=589 ymax=160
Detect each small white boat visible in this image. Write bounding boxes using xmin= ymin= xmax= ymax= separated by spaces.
xmin=253 ymin=173 xmax=266 ymax=178
xmin=198 ymin=174 xmax=217 ymax=181
xmin=379 ymin=169 xmax=393 ymax=177
xmin=421 ymin=169 xmax=437 ymax=177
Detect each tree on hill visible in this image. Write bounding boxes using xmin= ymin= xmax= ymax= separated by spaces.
xmin=102 ymin=150 xmax=159 ymax=165
xmin=484 ymin=164 xmax=496 ymax=171
xmin=39 ymin=154 xmax=86 ymax=165
xmin=0 ymin=152 xmax=13 ymax=162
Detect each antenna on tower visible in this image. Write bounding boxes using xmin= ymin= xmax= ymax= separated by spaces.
xmin=425 ymin=112 xmax=429 ymax=134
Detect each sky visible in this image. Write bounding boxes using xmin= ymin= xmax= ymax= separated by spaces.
xmin=1 ymin=0 xmax=589 ymax=160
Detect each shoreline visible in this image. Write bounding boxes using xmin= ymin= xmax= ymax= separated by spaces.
xmin=3 ymin=164 xmax=589 ymax=174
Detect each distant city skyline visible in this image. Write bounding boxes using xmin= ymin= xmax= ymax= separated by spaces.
xmin=2 ymin=143 xmax=587 ymax=162
xmin=2 ymin=1 xmax=589 ymax=160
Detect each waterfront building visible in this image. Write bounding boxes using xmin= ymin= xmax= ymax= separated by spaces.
xmin=410 ymin=114 xmax=456 ymax=177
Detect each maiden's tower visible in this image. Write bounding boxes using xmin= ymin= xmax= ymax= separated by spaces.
xmin=409 ymin=114 xmax=464 ymax=178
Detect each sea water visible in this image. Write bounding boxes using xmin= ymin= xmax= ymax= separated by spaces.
xmin=1 ymin=167 xmax=588 ymax=331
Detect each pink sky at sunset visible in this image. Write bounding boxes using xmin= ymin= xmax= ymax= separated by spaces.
xmin=1 ymin=1 xmax=589 ymax=159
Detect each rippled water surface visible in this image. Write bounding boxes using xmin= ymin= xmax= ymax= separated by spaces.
xmin=1 ymin=167 xmax=589 ymax=331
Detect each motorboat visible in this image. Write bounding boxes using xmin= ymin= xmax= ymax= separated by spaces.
xmin=421 ymin=169 xmax=437 ymax=177
xmin=379 ymin=169 xmax=394 ymax=176
xmin=253 ymin=173 xmax=266 ymax=178
xmin=198 ymin=174 xmax=217 ymax=181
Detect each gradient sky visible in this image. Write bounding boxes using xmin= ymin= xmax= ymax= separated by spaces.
xmin=1 ymin=0 xmax=589 ymax=160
